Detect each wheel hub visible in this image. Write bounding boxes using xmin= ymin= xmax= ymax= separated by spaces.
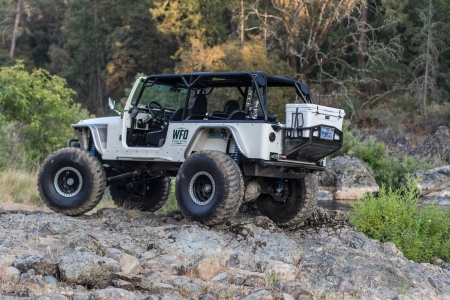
xmin=54 ymin=167 xmax=83 ymax=197
xmin=271 ymin=180 xmax=290 ymax=203
xmin=189 ymin=171 xmax=215 ymax=206
xmin=203 ymin=184 xmax=212 ymax=193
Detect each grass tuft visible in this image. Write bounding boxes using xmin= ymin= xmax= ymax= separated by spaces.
xmin=0 ymin=168 xmax=41 ymax=205
xmin=157 ymin=180 xmax=178 ymax=214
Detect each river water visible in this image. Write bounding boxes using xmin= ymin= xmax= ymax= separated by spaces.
xmin=318 ymin=200 xmax=354 ymax=212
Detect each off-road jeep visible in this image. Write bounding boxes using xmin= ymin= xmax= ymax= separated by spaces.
xmin=37 ymin=72 xmax=345 ymax=226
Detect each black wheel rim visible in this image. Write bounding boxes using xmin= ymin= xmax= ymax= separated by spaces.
xmin=54 ymin=167 xmax=83 ymax=197
xmin=189 ymin=171 xmax=215 ymax=205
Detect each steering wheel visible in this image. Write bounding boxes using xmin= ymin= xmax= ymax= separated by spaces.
xmin=147 ymin=101 xmax=166 ymax=122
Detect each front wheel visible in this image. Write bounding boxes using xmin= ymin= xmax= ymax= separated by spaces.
xmin=37 ymin=148 xmax=106 ymax=215
xmin=255 ymin=174 xmax=318 ymax=226
xmin=109 ymin=177 xmax=171 ymax=211
xmin=176 ymin=151 xmax=244 ymax=225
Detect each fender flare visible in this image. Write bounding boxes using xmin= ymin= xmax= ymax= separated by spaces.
xmin=184 ymin=125 xmax=248 ymax=159
xmin=72 ymin=124 xmax=107 ymax=155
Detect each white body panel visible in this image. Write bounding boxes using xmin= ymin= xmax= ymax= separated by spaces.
xmin=98 ymin=121 xmax=282 ymax=162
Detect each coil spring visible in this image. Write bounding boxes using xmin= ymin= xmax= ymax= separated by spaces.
xmin=90 ymin=141 xmax=96 ymax=156
xmin=276 ymin=178 xmax=285 ymax=195
xmin=231 ymin=144 xmax=240 ymax=165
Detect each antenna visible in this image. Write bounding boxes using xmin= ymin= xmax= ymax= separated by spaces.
xmin=319 ymin=58 xmax=322 ymax=105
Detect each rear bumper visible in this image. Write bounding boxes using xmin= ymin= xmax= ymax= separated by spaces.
xmin=283 ymin=125 xmax=343 ymax=161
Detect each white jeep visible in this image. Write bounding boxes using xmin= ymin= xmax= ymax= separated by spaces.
xmin=37 ymin=72 xmax=345 ymax=226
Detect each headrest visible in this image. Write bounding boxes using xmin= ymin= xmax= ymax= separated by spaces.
xmin=188 ymin=94 xmax=207 ymax=115
xmin=224 ymin=100 xmax=240 ymax=114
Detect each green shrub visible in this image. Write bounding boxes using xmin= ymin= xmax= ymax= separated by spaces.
xmin=0 ymin=119 xmax=34 ymax=170
xmin=350 ymin=177 xmax=450 ymax=263
xmin=0 ymin=62 xmax=91 ymax=164
xmin=335 ymin=120 xmax=430 ymax=189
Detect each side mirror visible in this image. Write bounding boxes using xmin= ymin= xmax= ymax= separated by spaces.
xmin=108 ymin=97 xmax=120 ymax=115
xmin=108 ymin=97 xmax=116 ymax=109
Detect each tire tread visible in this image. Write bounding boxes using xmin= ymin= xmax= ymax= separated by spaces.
xmin=176 ymin=150 xmax=244 ymax=225
xmin=37 ymin=147 xmax=106 ymax=216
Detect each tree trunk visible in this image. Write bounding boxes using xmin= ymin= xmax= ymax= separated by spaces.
xmin=423 ymin=0 xmax=432 ymax=116
xmin=94 ymin=0 xmax=104 ymax=116
xmin=240 ymin=0 xmax=244 ymax=43
xmin=289 ymin=53 xmax=298 ymax=78
xmin=358 ymin=1 xmax=368 ymax=67
xmin=10 ymin=0 xmax=22 ymax=58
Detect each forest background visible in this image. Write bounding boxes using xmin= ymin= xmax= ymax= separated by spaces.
xmin=0 ymin=0 xmax=450 ymax=191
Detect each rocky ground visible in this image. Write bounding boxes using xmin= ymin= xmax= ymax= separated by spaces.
xmin=0 ymin=203 xmax=449 ymax=300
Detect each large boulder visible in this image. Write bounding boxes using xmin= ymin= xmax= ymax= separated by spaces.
xmin=403 ymin=165 xmax=450 ymax=206
xmin=57 ymin=249 xmax=121 ymax=288
xmin=411 ymin=125 xmax=450 ymax=163
xmin=12 ymin=254 xmax=58 ymax=277
xmin=317 ymin=156 xmax=379 ymax=200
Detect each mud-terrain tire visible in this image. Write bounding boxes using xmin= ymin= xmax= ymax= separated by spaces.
xmin=109 ymin=177 xmax=171 ymax=211
xmin=37 ymin=147 xmax=106 ymax=215
xmin=255 ymin=174 xmax=318 ymax=226
xmin=176 ymin=151 xmax=244 ymax=225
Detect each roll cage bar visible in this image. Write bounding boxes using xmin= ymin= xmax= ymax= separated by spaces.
xmin=133 ymin=72 xmax=314 ymax=122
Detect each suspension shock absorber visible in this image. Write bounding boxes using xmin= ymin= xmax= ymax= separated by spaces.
xmin=90 ymin=141 xmax=96 ymax=156
xmin=276 ymin=178 xmax=285 ymax=195
xmin=231 ymin=144 xmax=240 ymax=165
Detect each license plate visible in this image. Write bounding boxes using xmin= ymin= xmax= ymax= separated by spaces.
xmin=320 ymin=127 xmax=334 ymax=140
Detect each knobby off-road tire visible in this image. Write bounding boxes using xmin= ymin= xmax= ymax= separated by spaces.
xmin=37 ymin=147 xmax=106 ymax=215
xmin=109 ymin=178 xmax=171 ymax=212
xmin=176 ymin=150 xmax=244 ymax=225
xmin=255 ymin=173 xmax=318 ymax=226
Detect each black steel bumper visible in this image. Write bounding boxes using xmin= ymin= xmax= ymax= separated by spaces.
xmin=283 ymin=125 xmax=343 ymax=161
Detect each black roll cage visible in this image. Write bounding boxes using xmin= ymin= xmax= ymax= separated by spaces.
xmin=133 ymin=71 xmax=314 ymax=122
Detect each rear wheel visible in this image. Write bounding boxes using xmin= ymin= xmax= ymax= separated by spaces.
xmin=255 ymin=174 xmax=318 ymax=226
xmin=109 ymin=177 xmax=171 ymax=212
xmin=37 ymin=147 xmax=106 ymax=215
xmin=176 ymin=151 xmax=244 ymax=225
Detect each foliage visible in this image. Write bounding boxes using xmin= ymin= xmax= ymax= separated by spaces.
xmin=350 ymin=177 xmax=450 ymax=263
xmin=104 ymin=6 xmax=177 ymax=96
xmin=406 ymin=0 xmax=448 ymax=111
xmin=0 ymin=119 xmax=31 ymax=170
xmin=336 ymin=120 xmax=431 ymax=189
xmin=265 ymin=269 xmax=279 ymax=286
xmin=0 ymin=62 xmax=91 ymax=163
xmin=150 ymin=0 xmax=233 ymax=46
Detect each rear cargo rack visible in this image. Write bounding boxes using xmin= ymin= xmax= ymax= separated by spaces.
xmin=283 ymin=125 xmax=343 ymax=161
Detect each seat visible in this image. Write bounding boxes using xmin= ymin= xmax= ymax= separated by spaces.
xmin=170 ymin=107 xmax=183 ymax=121
xmin=227 ymin=110 xmax=247 ymax=120
xmin=224 ymin=100 xmax=240 ymax=114
xmin=146 ymin=125 xmax=169 ymax=147
xmin=211 ymin=100 xmax=240 ymax=117
xmin=186 ymin=93 xmax=207 ymax=119
xmin=257 ymin=113 xmax=278 ymax=122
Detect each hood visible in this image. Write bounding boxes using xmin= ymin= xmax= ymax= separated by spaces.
xmin=73 ymin=116 xmax=120 ymax=126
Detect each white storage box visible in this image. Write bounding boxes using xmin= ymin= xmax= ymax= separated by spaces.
xmin=285 ymin=104 xmax=345 ymax=138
